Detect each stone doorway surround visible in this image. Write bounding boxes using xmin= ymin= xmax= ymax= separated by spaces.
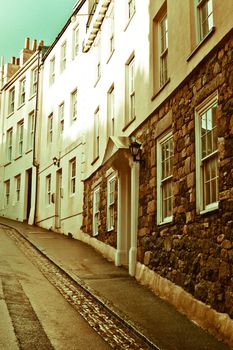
xmin=102 ymin=136 xmax=140 ymax=276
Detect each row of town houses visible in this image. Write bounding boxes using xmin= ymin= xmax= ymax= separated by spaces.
xmin=0 ymin=0 xmax=232 ymax=345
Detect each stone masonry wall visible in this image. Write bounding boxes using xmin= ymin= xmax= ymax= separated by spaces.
xmin=136 ymin=34 xmax=233 ymax=318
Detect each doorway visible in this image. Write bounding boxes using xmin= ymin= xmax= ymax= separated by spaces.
xmin=55 ymin=169 xmax=62 ymax=229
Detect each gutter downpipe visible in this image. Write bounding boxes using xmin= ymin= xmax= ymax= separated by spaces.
xmin=32 ymin=47 xmax=43 ymax=225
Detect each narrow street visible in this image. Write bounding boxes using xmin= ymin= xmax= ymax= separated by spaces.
xmin=0 ymin=226 xmax=112 ymax=350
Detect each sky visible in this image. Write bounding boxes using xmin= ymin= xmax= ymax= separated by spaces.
xmin=0 ymin=0 xmax=77 ymax=63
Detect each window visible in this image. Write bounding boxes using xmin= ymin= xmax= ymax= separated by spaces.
xmin=59 ymin=102 xmax=65 ymax=133
xmin=126 ymin=56 xmax=135 ymax=124
xmin=6 ymin=128 xmax=13 ymax=162
xmin=159 ymin=14 xmax=168 ymax=87
xmin=60 ymin=41 xmax=66 ymax=72
xmin=71 ymin=89 xmax=77 ymax=121
xmin=46 ymin=175 xmax=51 ymax=205
xmin=107 ymin=175 xmax=116 ymax=231
xmin=93 ymin=108 xmax=100 ymax=160
xmin=107 ymin=86 xmax=115 ymax=136
xmin=70 ymin=158 xmax=76 ymax=194
xmin=93 ymin=186 xmax=100 ymax=236
xmin=195 ymin=94 xmax=218 ymax=212
xmin=108 ymin=2 xmax=115 ymax=56
xmin=28 ymin=111 xmax=35 ymax=150
xmin=197 ymin=0 xmax=213 ymax=41
xmin=5 ymin=180 xmax=10 ymax=206
xmin=19 ymin=78 xmax=26 ymax=105
xmin=73 ymin=25 xmax=79 ymax=58
xmin=17 ymin=120 xmax=24 ymax=156
xmin=95 ymin=35 xmax=101 ymax=82
xmin=50 ymin=57 xmax=55 ymax=85
xmin=31 ymin=67 xmax=38 ymax=95
xmin=9 ymin=87 xmax=15 ymax=114
xmin=47 ymin=114 xmax=53 ymax=143
xmin=128 ymin=0 xmax=135 ymax=20
xmin=157 ymin=132 xmax=173 ymax=224
xmin=15 ymin=175 xmax=21 ymax=202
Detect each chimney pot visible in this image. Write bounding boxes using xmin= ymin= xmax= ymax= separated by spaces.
xmin=38 ymin=40 xmax=44 ymax=48
xmin=16 ymin=58 xmax=20 ymax=65
xmin=11 ymin=56 xmax=16 ymax=64
xmin=25 ymin=37 xmax=30 ymax=50
xmin=32 ymin=39 xmax=37 ymax=51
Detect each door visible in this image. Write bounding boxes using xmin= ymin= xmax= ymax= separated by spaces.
xmin=26 ymin=168 xmax=32 ymax=221
xmin=55 ymin=170 xmax=62 ymax=229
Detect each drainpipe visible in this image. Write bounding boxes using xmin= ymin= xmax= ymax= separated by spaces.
xmin=32 ymin=46 xmax=43 ymax=225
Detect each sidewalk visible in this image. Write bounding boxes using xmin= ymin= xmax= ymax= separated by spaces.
xmin=0 ymin=217 xmax=231 ymax=350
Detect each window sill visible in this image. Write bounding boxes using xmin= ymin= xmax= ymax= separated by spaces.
xmin=17 ymin=102 xmax=25 ymax=110
xmin=124 ymin=11 xmax=136 ymax=31
xmin=106 ymin=50 xmax=115 ymax=64
xmin=91 ymin=156 xmax=99 ymax=166
xmin=122 ymin=117 xmax=136 ymax=132
xmin=158 ymin=216 xmax=173 ymax=226
xmin=187 ymin=27 xmax=216 ymax=62
xmin=25 ymin=149 xmax=32 ymax=154
xmin=94 ymin=76 xmax=101 ymax=88
xmin=4 ymin=161 xmax=12 ymax=167
xmin=107 ymin=227 xmax=114 ymax=233
xmin=93 ymin=232 xmax=98 ymax=237
xmin=15 ymin=155 xmax=23 ymax=161
xmin=200 ymin=203 xmax=219 ymax=215
xmin=151 ymin=78 xmax=170 ymax=101
xmin=29 ymin=93 xmax=36 ymax=101
xmin=7 ymin=112 xmax=14 ymax=118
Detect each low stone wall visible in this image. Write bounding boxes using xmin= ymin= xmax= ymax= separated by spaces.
xmin=135 ymin=262 xmax=233 ymax=348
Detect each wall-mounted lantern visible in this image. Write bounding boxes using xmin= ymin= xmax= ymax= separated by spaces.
xmin=129 ymin=137 xmax=142 ymax=162
xmin=53 ymin=156 xmax=60 ymax=167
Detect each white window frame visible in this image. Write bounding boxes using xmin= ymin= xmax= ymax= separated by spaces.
xmin=73 ymin=25 xmax=79 ymax=58
xmin=157 ymin=131 xmax=173 ymax=225
xmin=15 ymin=175 xmax=21 ymax=202
xmin=93 ymin=186 xmax=100 ymax=236
xmin=107 ymin=175 xmax=116 ymax=231
xmin=47 ymin=114 xmax=53 ymax=143
xmin=28 ymin=111 xmax=35 ymax=150
xmin=93 ymin=108 xmax=100 ymax=160
xmin=50 ymin=56 xmax=55 ymax=85
xmin=6 ymin=128 xmax=13 ymax=162
xmin=195 ymin=92 xmax=218 ymax=214
xmin=107 ymin=85 xmax=115 ymax=137
xmin=9 ymin=87 xmax=15 ymax=114
xmin=59 ymin=102 xmax=65 ymax=133
xmin=19 ymin=78 xmax=26 ymax=105
xmin=108 ymin=2 xmax=115 ymax=56
xmin=197 ymin=0 xmax=213 ymax=41
xmin=46 ymin=175 xmax=51 ymax=205
xmin=60 ymin=41 xmax=67 ymax=72
xmin=159 ymin=13 xmax=168 ymax=87
xmin=17 ymin=120 xmax=24 ymax=156
xmin=126 ymin=56 xmax=135 ymax=123
xmin=71 ymin=89 xmax=77 ymax=121
xmin=5 ymin=180 xmax=10 ymax=206
xmin=70 ymin=158 xmax=76 ymax=195
xmin=31 ymin=67 xmax=38 ymax=95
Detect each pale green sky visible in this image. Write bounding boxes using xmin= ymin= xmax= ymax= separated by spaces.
xmin=0 ymin=0 xmax=77 ymax=63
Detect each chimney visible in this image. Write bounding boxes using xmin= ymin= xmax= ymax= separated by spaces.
xmin=11 ymin=57 xmax=16 ymax=64
xmin=32 ymin=39 xmax=37 ymax=51
xmin=25 ymin=37 xmax=30 ymax=50
xmin=16 ymin=58 xmax=20 ymax=65
xmin=38 ymin=40 xmax=44 ymax=48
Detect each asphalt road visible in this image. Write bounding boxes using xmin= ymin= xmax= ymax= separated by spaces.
xmin=0 ymin=226 xmax=111 ymax=350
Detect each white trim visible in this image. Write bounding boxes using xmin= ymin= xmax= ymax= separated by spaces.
xmin=107 ymin=173 xmax=116 ymax=231
xmin=93 ymin=186 xmax=100 ymax=236
xmin=195 ymin=92 xmax=218 ymax=213
xmin=157 ymin=131 xmax=173 ymax=225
